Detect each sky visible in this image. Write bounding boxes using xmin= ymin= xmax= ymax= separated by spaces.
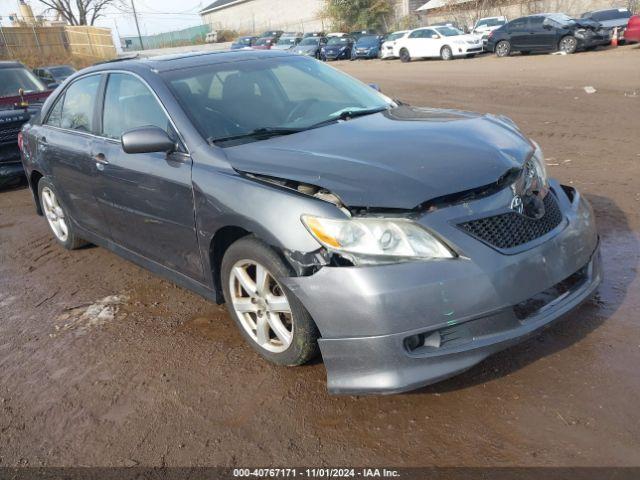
xmin=0 ymin=0 xmax=208 ymax=36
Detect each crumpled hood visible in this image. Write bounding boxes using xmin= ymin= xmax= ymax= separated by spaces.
xmin=223 ymin=106 xmax=534 ymax=209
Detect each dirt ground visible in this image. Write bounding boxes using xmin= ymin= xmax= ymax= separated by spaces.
xmin=1 ymin=45 xmax=639 ymax=468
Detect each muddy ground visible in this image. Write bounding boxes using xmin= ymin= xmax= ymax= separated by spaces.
xmin=1 ymin=46 xmax=639 ymax=468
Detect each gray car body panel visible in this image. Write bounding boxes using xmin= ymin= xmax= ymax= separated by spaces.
xmin=20 ymin=51 xmax=602 ymax=394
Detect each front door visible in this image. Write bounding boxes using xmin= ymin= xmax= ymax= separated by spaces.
xmin=508 ymin=17 xmax=530 ymax=50
xmin=39 ymin=73 xmax=111 ymax=237
xmin=92 ymin=72 xmax=203 ymax=281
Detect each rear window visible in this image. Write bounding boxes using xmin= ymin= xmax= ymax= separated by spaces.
xmin=587 ymin=9 xmax=631 ymax=21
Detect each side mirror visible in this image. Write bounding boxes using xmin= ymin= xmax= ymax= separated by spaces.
xmin=368 ymin=83 xmax=381 ymax=92
xmin=431 ymin=34 xmax=440 ymax=39
xmin=121 ymin=126 xmax=176 ymax=154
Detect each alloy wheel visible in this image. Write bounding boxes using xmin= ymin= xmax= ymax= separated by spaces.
xmin=496 ymin=41 xmax=510 ymax=57
xmin=229 ymin=259 xmax=293 ymax=353
xmin=41 ymin=187 xmax=69 ymax=242
xmin=559 ymin=36 xmax=577 ymax=54
xmin=441 ymin=46 xmax=452 ymax=60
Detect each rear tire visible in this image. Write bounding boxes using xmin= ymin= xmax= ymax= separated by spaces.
xmin=399 ymin=48 xmax=411 ymax=63
xmin=559 ymin=35 xmax=577 ymax=54
xmin=221 ymin=236 xmax=320 ymax=366
xmin=38 ymin=178 xmax=87 ymax=250
xmin=495 ymin=40 xmax=511 ymax=57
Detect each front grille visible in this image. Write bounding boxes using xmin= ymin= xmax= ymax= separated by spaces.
xmin=0 ymin=126 xmax=22 ymax=145
xmin=459 ymin=193 xmax=563 ymax=249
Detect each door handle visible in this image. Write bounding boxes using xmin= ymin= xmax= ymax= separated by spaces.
xmin=93 ymin=153 xmax=109 ymax=171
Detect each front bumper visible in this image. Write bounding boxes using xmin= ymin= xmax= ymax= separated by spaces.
xmin=452 ymin=43 xmax=483 ymax=56
xmin=577 ymin=30 xmax=612 ymax=48
xmin=0 ymin=161 xmax=26 ymax=189
xmin=352 ymin=49 xmax=378 ymax=59
xmin=323 ymin=49 xmax=351 ymax=60
xmin=283 ymin=182 xmax=601 ymax=395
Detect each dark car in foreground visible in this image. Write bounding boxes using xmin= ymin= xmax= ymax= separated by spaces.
xmin=230 ymin=36 xmax=258 ymax=50
xmin=33 ymin=64 xmax=76 ymax=89
xmin=321 ymin=36 xmax=355 ymax=60
xmin=487 ymin=13 xmax=611 ymax=55
xmin=20 ymin=50 xmax=601 ymax=394
xmin=0 ymin=61 xmax=51 ymax=189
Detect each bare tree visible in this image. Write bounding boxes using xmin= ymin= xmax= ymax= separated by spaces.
xmin=35 ymin=0 xmax=121 ymax=26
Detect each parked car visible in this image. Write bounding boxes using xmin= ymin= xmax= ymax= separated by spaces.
xmin=351 ymin=34 xmax=384 ymax=59
xmin=349 ymin=29 xmax=380 ymax=41
xmin=487 ymin=13 xmax=611 ymax=56
xmin=260 ymin=30 xmax=283 ymax=40
xmin=380 ymin=30 xmax=409 ymax=59
xmin=294 ymin=36 xmax=327 ymax=58
xmin=326 ymin=32 xmax=349 ymax=37
xmin=252 ymin=37 xmax=276 ymax=50
xmin=230 ymin=36 xmax=258 ymax=50
xmin=582 ymin=8 xmax=632 ymax=43
xmin=395 ymin=26 xmax=482 ymax=62
xmin=472 ymin=16 xmax=508 ymax=49
xmin=303 ymin=31 xmax=325 ymax=38
xmin=20 ymin=50 xmax=601 ymax=394
xmin=321 ymin=36 xmax=355 ymax=60
xmin=1 ymin=61 xmax=51 ymax=189
xmin=623 ymin=14 xmax=640 ymax=43
xmin=273 ymin=36 xmax=302 ymax=50
xmin=33 ymin=64 xmax=76 ymax=89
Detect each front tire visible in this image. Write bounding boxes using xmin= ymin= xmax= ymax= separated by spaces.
xmin=495 ymin=40 xmax=511 ymax=57
xmin=440 ymin=45 xmax=453 ymax=60
xmin=38 ymin=178 xmax=87 ymax=250
xmin=399 ymin=48 xmax=411 ymax=63
xmin=221 ymin=236 xmax=320 ymax=366
xmin=559 ymin=35 xmax=577 ymax=54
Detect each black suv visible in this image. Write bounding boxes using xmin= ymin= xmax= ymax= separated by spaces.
xmin=487 ymin=13 xmax=611 ymax=56
xmin=0 ymin=61 xmax=51 ymax=189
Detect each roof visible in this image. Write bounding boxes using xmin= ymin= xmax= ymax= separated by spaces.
xmin=200 ymin=0 xmax=251 ymax=15
xmin=87 ymin=49 xmax=294 ymax=75
xmin=0 ymin=61 xmax=25 ymax=69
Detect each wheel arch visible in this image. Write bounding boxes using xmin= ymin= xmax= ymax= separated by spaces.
xmin=209 ymin=225 xmax=252 ymax=304
xmin=29 ymin=170 xmax=44 ymax=216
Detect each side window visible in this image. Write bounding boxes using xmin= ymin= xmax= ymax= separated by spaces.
xmin=509 ymin=18 xmax=527 ymax=30
xmin=529 ymin=17 xmax=544 ymax=29
xmin=45 ymin=94 xmax=65 ymax=128
xmin=409 ymin=30 xmax=423 ymax=39
xmin=102 ymin=73 xmax=171 ymax=140
xmin=423 ymin=29 xmax=436 ymax=38
xmin=59 ymin=75 xmax=101 ymax=132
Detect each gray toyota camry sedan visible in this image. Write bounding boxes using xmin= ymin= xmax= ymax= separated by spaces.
xmin=20 ymin=50 xmax=601 ymax=395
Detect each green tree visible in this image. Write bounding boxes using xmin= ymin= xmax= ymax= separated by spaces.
xmin=324 ymin=0 xmax=394 ymax=32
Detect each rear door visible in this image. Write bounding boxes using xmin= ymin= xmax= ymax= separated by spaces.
xmin=406 ymin=29 xmax=429 ymax=56
xmin=91 ymin=72 xmax=203 ymax=281
xmin=38 ymin=73 xmax=110 ymax=237
xmin=508 ymin=17 xmax=530 ymax=49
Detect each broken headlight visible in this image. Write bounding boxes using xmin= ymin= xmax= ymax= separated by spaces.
xmin=301 ymin=215 xmax=455 ymax=263
xmin=529 ymin=141 xmax=548 ymax=188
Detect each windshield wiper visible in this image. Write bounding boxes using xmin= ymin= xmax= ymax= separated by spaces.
xmin=328 ymin=106 xmax=389 ymax=121
xmin=209 ymin=127 xmax=305 ymax=145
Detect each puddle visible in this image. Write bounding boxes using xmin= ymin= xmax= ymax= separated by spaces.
xmin=53 ymin=295 xmax=129 ymax=335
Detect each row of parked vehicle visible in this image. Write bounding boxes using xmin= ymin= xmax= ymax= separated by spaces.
xmin=230 ymin=8 xmax=639 ymax=63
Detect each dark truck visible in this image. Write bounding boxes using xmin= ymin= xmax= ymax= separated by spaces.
xmin=0 ymin=61 xmax=52 ymax=189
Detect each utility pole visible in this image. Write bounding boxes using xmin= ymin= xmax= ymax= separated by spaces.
xmin=131 ymin=0 xmax=144 ymax=50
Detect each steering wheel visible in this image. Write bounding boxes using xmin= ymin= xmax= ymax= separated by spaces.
xmin=285 ymin=99 xmax=318 ymax=124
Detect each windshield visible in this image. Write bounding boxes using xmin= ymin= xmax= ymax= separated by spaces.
xmin=386 ymin=32 xmax=407 ymax=41
xmin=256 ymin=38 xmax=271 ymax=46
xmin=0 ymin=67 xmax=47 ymax=97
xmin=299 ymin=37 xmax=319 ymax=46
xmin=277 ymin=38 xmax=297 ymax=45
xmin=164 ymin=56 xmax=392 ymax=145
xmin=475 ymin=18 xmax=506 ymax=28
xmin=434 ymin=26 xmax=463 ymax=36
xmin=327 ymin=37 xmax=351 ymax=45
xmin=356 ymin=35 xmax=379 ymax=46
xmin=49 ymin=66 xmax=75 ymax=79
xmin=546 ymin=13 xmax=575 ymax=26
xmin=237 ymin=37 xmax=253 ymax=45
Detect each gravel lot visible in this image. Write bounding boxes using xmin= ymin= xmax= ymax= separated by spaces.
xmin=1 ymin=45 xmax=639 ymax=468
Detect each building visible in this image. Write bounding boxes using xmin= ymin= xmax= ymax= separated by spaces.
xmin=199 ymin=0 xmax=424 ymax=34
xmin=416 ymin=0 xmax=632 ymax=29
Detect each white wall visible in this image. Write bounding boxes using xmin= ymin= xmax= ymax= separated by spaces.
xmin=201 ymin=0 xmax=326 ymax=34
